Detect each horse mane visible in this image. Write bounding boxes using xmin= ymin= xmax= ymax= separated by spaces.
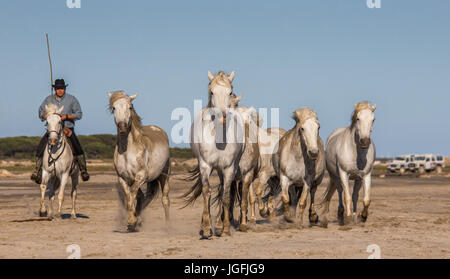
xmin=292 ymin=107 xmax=318 ymax=127
xmin=45 ymin=103 xmax=60 ymax=115
xmin=108 ymin=90 xmax=145 ymax=144
xmin=207 ymin=71 xmax=233 ymax=107
xmin=351 ymin=101 xmax=372 ymax=127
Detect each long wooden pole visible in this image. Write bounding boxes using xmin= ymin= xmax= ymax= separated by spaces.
xmin=45 ymin=33 xmax=54 ymax=104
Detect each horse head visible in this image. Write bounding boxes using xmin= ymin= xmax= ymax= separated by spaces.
xmin=45 ymin=104 xmax=64 ymax=147
xmin=352 ymin=102 xmax=376 ymax=149
xmin=293 ymin=107 xmax=320 ymax=160
xmin=108 ymin=91 xmax=138 ymax=134
xmin=208 ymin=71 xmax=238 ymax=124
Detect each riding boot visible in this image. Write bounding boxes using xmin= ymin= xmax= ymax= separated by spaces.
xmin=76 ymin=154 xmax=90 ymax=182
xmin=30 ymin=156 xmax=43 ymax=185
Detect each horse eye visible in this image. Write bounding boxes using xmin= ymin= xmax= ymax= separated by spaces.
xmin=112 ymin=107 xmax=115 ymax=111
xmin=357 ymin=118 xmax=360 ymax=121
xmin=301 ymin=127 xmax=304 ymax=131
xmin=229 ymin=92 xmax=233 ymax=96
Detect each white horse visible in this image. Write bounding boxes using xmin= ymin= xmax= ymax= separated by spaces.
xmin=253 ymin=127 xmax=286 ymax=219
xmin=214 ymin=104 xmax=261 ymax=232
xmin=318 ymin=102 xmax=376 ymax=226
xmin=108 ymin=91 xmax=171 ymax=232
xmin=39 ymin=104 xmax=79 ymax=219
xmin=271 ymin=107 xmax=325 ymax=227
xmin=183 ymin=71 xmax=244 ymax=239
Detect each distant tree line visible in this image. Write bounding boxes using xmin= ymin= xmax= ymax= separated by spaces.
xmin=0 ymin=135 xmax=194 ymax=159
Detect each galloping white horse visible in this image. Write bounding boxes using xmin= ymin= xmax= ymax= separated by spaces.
xmin=108 ymin=91 xmax=170 ymax=232
xmin=272 ymin=107 xmax=325 ymax=227
xmin=39 ymin=103 xmax=80 ymax=219
xmin=253 ymin=127 xmax=286 ymax=219
xmin=318 ymin=102 xmax=376 ymax=226
xmin=183 ymin=71 xmax=244 ymax=239
xmin=214 ymin=104 xmax=261 ymax=232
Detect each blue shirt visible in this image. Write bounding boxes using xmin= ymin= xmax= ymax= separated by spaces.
xmin=38 ymin=93 xmax=82 ymax=129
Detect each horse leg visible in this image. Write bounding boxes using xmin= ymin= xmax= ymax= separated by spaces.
xmin=39 ymin=171 xmax=49 ymax=217
xmin=215 ymin=172 xmax=224 ymax=236
xmin=70 ymin=172 xmax=79 ymax=219
xmin=297 ymin=183 xmax=310 ymax=228
xmin=352 ymin=179 xmax=362 ymax=224
xmin=309 ymin=184 xmax=319 ymax=225
xmin=127 ymin=172 xmax=145 ymax=232
xmin=338 ymin=168 xmax=352 ymax=223
xmin=221 ymin=166 xmax=235 ymax=236
xmin=337 ymin=185 xmax=345 ymax=226
xmin=248 ymin=180 xmax=257 ymax=223
xmin=239 ymin=172 xmax=253 ymax=232
xmin=159 ymin=167 xmax=170 ymax=222
xmin=200 ymin=164 xmax=213 ymax=239
xmin=359 ymin=174 xmax=372 ymax=223
xmin=280 ymin=175 xmax=294 ymax=223
xmin=257 ymin=173 xmax=270 ymax=218
xmin=56 ymin=173 xmax=69 ymax=218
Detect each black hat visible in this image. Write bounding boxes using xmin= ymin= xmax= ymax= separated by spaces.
xmin=53 ymin=79 xmax=68 ymax=89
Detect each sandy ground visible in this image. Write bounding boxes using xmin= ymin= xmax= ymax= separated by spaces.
xmin=0 ymin=171 xmax=449 ymax=259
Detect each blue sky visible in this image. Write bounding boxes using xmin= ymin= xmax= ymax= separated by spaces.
xmin=0 ymin=0 xmax=449 ymax=157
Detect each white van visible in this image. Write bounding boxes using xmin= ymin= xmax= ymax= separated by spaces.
xmin=387 ymin=154 xmax=415 ymax=174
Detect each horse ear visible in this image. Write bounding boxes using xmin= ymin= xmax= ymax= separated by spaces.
xmin=208 ymin=71 xmax=214 ymax=81
xmin=108 ymin=92 xmax=112 ymax=98
xmin=58 ymin=106 xmax=64 ymax=114
xmin=354 ymin=103 xmax=358 ymax=109
xmin=233 ymin=94 xmax=242 ymax=106
xmin=228 ymin=71 xmax=235 ymax=82
xmin=129 ymin=93 xmax=138 ymax=101
xmin=371 ymin=104 xmax=377 ymax=111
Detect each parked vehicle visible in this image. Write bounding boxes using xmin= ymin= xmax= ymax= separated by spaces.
xmin=387 ymin=154 xmax=415 ymax=174
xmin=409 ymin=154 xmax=446 ymax=173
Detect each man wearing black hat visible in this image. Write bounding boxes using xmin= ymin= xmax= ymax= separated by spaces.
xmin=31 ymin=79 xmax=90 ymax=183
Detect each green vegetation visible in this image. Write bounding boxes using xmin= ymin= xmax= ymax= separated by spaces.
xmin=0 ymin=134 xmax=194 ymax=160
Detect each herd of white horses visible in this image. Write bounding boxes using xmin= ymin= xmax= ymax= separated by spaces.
xmin=37 ymin=71 xmax=376 ymax=237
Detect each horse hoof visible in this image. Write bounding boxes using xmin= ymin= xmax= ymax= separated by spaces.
xmin=71 ymin=214 xmax=77 ymax=220
xmin=127 ymin=223 xmax=138 ymax=232
xmin=309 ymin=213 xmax=319 ymax=224
xmin=319 ymin=218 xmax=328 ymax=228
xmin=359 ymin=214 xmax=368 ymax=223
xmin=214 ymin=227 xmax=224 ymax=237
xmin=39 ymin=211 xmax=47 ymax=217
xmin=199 ymin=229 xmax=213 ymax=239
xmin=284 ymin=214 xmax=295 ymax=223
xmin=259 ymin=209 xmax=269 ymax=218
xmin=239 ymin=224 xmax=247 ymax=232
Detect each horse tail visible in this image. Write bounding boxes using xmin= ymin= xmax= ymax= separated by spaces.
xmin=315 ymin=177 xmax=337 ymax=211
xmin=140 ymin=179 xmax=161 ymax=212
xmin=180 ymin=165 xmax=203 ymax=208
xmin=262 ymin=176 xmax=280 ymax=203
xmin=211 ymin=180 xmax=240 ymax=210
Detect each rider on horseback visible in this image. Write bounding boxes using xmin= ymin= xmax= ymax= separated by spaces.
xmin=30 ymin=79 xmax=90 ymax=183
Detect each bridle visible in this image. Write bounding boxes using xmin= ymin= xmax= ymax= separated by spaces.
xmin=46 ymin=114 xmax=67 ymax=175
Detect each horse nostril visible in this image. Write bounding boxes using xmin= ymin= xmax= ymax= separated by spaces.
xmin=308 ymin=150 xmax=318 ymax=160
xmin=360 ymin=138 xmax=371 ymax=147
